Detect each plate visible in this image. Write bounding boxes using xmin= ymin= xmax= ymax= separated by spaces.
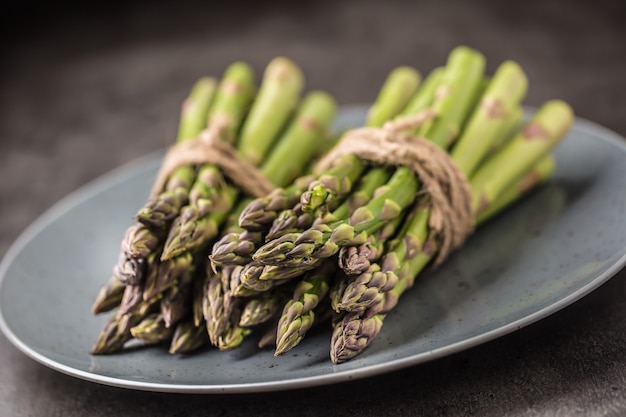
xmin=1 ymin=106 xmax=625 ymax=393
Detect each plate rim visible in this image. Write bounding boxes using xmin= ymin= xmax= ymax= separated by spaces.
xmin=1 ymin=106 xmax=626 ymax=394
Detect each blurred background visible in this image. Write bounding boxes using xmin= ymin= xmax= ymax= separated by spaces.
xmin=1 ymin=0 xmax=625 ymax=415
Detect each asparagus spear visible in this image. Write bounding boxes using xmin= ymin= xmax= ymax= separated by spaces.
xmin=237 ymin=57 xmax=304 ymax=166
xmin=150 ymin=58 xmax=307 ymax=335
xmin=91 ymin=296 xmax=161 ymax=354
xmin=274 ymin=260 xmax=335 ymax=355
xmin=91 ymin=275 xmax=125 ymax=314
xmin=267 ymin=163 xmax=393 ymax=246
xmin=239 ymin=289 xmax=289 ymax=327
xmin=366 ymin=66 xmax=422 ymax=127
xmin=130 ymin=313 xmax=174 ymax=344
xmin=475 ymin=155 xmax=555 ymax=225
xmin=470 ymin=101 xmax=573 ymax=213
xmin=169 ymin=318 xmax=210 ymax=354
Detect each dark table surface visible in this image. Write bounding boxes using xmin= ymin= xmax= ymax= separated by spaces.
xmin=1 ymin=0 xmax=625 ymax=415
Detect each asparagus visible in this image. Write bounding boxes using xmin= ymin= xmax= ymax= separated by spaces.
xmin=142 ymin=252 xmax=192 ymax=301
xmin=236 ymin=64 xmax=419 ymax=233
xmin=470 ymin=101 xmax=573 ymax=213
xmin=118 ymin=282 xmax=144 ymax=316
xmin=274 ymin=261 xmax=335 ymax=355
xmin=238 ymin=57 xmax=304 ymax=166
xmin=330 ymin=100 xmax=574 ymax=363
xmin=475 ymin=155 xmax=555 ymax=225
xmin=337 ymin=214 xmax=404 ymax=276
xmin=114 ymin=223 xmax=163 ymax=285
xmin=91 ymin=296 xmax=160 ymax=354
xmin=160 ymin=268 xmax=194 ymax=328
xmin=130 ymin=313 xmax=174 ymax=344
xmin=169 ymin=319 xmax=210 ymax=354
xmin=267 ymin=163 xmax=393 ymax=246
xmin=366 ymin=66 xmax=422 ymax=127
xmin=239 ymin=289 xmax=288 ymax=327
xmin=91 ymin=275 xmax=125 ymax=314
xmin=149 ymin=58 xmax=307 ymax=338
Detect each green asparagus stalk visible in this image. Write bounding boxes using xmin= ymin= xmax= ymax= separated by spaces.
xmin=450 ymin=61 xmax=528 ymax=177
xmin=169 ymin=318 xmax=210 ymax=354
xmin=417 ymin=46 xmax=486 ymax=148
xmin=160 ymin=268 xmax=195 ymax=328
xmin=237 ymin=57 xmax=304 ymax=166
xmin=130 ymin=313 xmax=174 ymax=344
xmin=236 ymin=64 xmax=419 ymax=237
xmin=142 ymin=252 xmax=192 ymax=301
xmin=239 ymin=289 xmax=289 ymax=327
xmin=470 ymin=100 xmax=573 ymax=213
xmin=118 ymin=282 xmax=144 ymax=316
xmin=251 ymin=47 xmax=485 ymax=273
xmin=91 ymin=296 xmax=160 ymax=354
xmin=337 ymin=213 xmax=404 ymax=276
xmin=399 ymin=67 xmax=443 ymax=117
xmin=366 ymin=66 xmax=422 ymax=127
xmin=91 ymin=275 xmax=125 ymax=314
xmin=332 ymin=58 xmax=529 ymax=320
xmin=274 ymin=261 xmax=335 ymax=355
xmin=475 ymin=155 xmax=555 ymax=225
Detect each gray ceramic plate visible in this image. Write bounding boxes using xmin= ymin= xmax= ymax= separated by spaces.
xmin=1 ymin=106 xmax=625 ymax=393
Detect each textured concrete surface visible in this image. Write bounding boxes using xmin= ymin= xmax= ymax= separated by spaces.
xmin=1 ymin=0 xmax=625 ymax=415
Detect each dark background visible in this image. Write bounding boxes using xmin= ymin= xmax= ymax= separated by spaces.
xmin=1 ymin=0 xmax=625 ymax=415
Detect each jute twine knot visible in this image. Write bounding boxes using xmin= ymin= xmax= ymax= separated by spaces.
xmin=314 ymin=109 xmax=474 ymax=266
xmin=150 ymin=117 xmax=276 ymax=198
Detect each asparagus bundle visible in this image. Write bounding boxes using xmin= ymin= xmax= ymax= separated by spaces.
xmin=211 ymin=46 xmax=573 ymax=361
xmin=91 ymin=57 xmax=338 ymax=354
xmin=91 ymin=47 xmax=574 ymax=364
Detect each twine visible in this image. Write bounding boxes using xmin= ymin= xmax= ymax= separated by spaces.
xmin=314 ymin=109 xmax=474 ymax=266
xmin=150 ymin=118 xmax=276 ymax=199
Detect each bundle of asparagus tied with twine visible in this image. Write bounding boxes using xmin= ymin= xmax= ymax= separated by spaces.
xmin=90 ymin=57 xmax=338 ymax=354
xmin=209 ymin=46 xmax=573 ymax=363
